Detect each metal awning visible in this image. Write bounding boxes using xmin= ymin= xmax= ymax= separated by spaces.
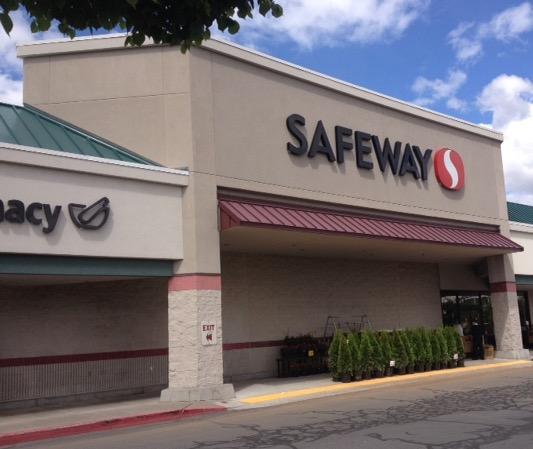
xmin=219 ymin=199 xmax=523 ymax=252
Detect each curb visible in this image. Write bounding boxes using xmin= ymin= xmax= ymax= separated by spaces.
xmin=0 ymin=406 xmax=226 ymax=448
xmin=240 ymin=360 xmax=533 ymax=405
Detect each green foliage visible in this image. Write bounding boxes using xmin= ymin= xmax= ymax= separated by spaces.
xmin=435 ymin=328 xmax=449 ymax=363
xmin=0 ymin=0 xmax=284 ymax=52
xmin=379 ymin=332 xmax=393 ymax=369
xmin=391 ymin=330 xmax=409 ymax=369
xmin=430 ymin=329 xmax=442 ymax=364
xmin=348 ymin=332 xmax=362 ymax=375
xmin=336 ymin=336 xmax=352 ymax=376
xmin=444 ymin=326 xmax=458 ymax=359
xmin=409 ymin=328 xmax=426 ymax=366
xmin=328 ymin=330 xmax=343 ymax=374
xmin=401 ymin=330 xmax=416 ymax=368
xmin=454 ymin=328 xmax=465 ymax=359
xmin=369 ymin=331 xmax=386 ymax=372
xmin=421 ymin=328 xmax=433 ymax=365
xmin=359 ymin=331 xmax=375 ymax=373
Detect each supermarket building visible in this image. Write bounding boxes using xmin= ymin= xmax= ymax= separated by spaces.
xmin=0 ymin=35 xmax=532 ymax=406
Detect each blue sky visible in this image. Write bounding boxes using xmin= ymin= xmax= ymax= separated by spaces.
xmin=1 ymin=0 xmax=533 ymax=203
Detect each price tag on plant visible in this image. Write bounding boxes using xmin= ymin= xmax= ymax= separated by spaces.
xmin=308 ymin=350 xmax=315 ymax=357
xmin=453 ymin=353 xmax=459 ymax=360
xmin=390 ymin=360 xmax=395 ymax=367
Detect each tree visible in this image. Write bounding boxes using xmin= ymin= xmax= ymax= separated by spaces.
xmin=359 ymin=331 xmax=375 ymax=374
xmin=348 ymin=333 xmax=362 ymax=378
xmin=328 ymin=330 xmax=343 ymax=377
xmin=379 ymin=332 xmax=393 ymax=372
xmin=336 ymin=336 xmax=352 ymax=380
xmin=421 ymin=328 xmax=433 ymax=367
xmin=0 ymin=0 xmax=283 ymax=51
xmin=436 ymin=328 xmax=449 ymax=364
xmin=391 ymin=330 xmax=408 ymax=371
xmin=430 ymin=329 xmax=442 ymax=366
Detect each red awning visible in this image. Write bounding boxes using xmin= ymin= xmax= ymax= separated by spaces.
xmin=219 ymin=199 xmax=523 ymax=252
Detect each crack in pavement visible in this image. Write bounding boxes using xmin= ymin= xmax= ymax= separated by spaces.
xmin=187 ymin=380 xmax=533 ymax=449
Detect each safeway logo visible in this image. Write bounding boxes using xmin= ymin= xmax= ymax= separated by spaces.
xmin=434 ymin=148 xmax=465 ymax=191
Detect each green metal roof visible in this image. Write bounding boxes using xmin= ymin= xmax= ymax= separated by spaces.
xmin=508 ymin=201 xmax=533 ymax=225
xmin=0 ymin=102 xmax=156 ymax=165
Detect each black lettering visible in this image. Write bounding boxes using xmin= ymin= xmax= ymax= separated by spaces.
xmin=43 ymin=204 xmax=61 ymax=234
xmin=334 ymin=126 xmax=353 ymax=164
xmin=413 ymin=146 xmax=433 ymax=181
xmin=355 ymin=131 xmax=373 ymax=170
xmin=286 ymin=114 xmax=308 ymax=156
xmin=399 ymin=144 xmax=420 ymax=179
xmin=5 ymin=200 xmax=25 ymax=223
xmin=25 ymin=202 xmax=43 ymax=226
xmin=308 ymin=120 xmax=336 ymax=162
xmin=372 ymin=136 xmax=401 ymax=174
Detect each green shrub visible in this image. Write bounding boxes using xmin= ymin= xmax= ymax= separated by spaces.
xmin=359 ymin=331 xmax=376 ymax=373
xmin=379 ymin=332 xmax=393 ymax=370
xmin=454 ymin=328 xmax=465 ymax=359
xmin=348 ymin=332 xmax=362 ymax=376
xmin=421 ymin=328 xmax=433 ymax=365
xmin=410 ymin=328 xmax=427 ymax=367
xmin=436 ymin=328 xmax=449 ymax=364
xmin=369 ymin=331 xmax=386 ymax=373
xmin=430 ymin=329 xmax=442 ymax=364
xmin=328 ymin=330 xmax=343 ymax=374
xmin=391 ymin=330 xmax=409 ymax=369
xmin=337 ymin=335 xmax=352 ymax=377
xmin=400 ymin=330 xmax=416 ymax=369
xmin=444 ymin=326 xmax=458 ymax=359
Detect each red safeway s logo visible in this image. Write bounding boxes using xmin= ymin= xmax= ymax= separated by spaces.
xmin=434 ymin=148 xmax=465 ymax=191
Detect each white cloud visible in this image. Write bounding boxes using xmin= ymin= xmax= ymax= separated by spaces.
xmin=477 ymin=74 xmax=533 ymax=204
xmin=449 ymin=2 xmax=533 ymax=62
xmin=411 ymin=69 xmax=467 ymax=111
xmin=0 ymin=9 xmax=61 ymax=104
xmin=234 ymin=0 xmax=430 ymax=50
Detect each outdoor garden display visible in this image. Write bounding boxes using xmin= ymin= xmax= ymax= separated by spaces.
xmin=278 ymin=334 xmax=330 ymax=377
xmin=326 ymin=326 xmax=465 ymax=382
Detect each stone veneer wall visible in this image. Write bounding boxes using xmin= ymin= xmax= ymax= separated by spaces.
xmin=221 ymin=253 xmax=443 ymax=382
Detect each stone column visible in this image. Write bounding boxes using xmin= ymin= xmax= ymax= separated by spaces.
xmin=488 ymin=254 xmax=529 ymax=359
xmin=160 ymin=274 xmax=234 ymax=401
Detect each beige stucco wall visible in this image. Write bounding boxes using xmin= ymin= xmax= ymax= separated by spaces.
xmin=0 ymin=278 xmax=167 ymax=359
xmin=0 ymin=145 xmax=186 ymax=260
xmin=511 ymin=224 xmax=533 ymax=276
xmin=20 ymin=36 xmax=511 ymax=274
xmin=221 ymin=253 xmax=442 ymax=381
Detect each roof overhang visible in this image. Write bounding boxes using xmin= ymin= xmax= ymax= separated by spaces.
xmin=219 ymin=199 xmax=522 ymax=261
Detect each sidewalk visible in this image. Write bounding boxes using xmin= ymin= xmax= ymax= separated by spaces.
xmin=0 ymin=397 xmax=225 ymax=447
xmin=1 ymin=358 xmax=531 ymax=447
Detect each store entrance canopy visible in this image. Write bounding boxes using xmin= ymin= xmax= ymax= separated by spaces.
xmin=219 ymin=199 xmax=523 ymax=253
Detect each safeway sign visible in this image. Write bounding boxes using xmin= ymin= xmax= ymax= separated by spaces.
xmin=286 ymin=114 xmax=465 ymax=192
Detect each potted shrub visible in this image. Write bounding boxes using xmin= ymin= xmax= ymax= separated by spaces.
xmin=328 ymin=330 xmax=343 ymax=381
xmin=453 ymin=328 xmax=465 ymax=367
xmin=421 ymin=328 xmax=433 ymax=371
xmin=400 ymin=330 xmax=416 ymax=374
xmin=444 ymin=327 xmax=458 ymax=368
xmin=431 ymin=329 xmax=442 ymax=369
xmin=336 ymin=336 xmax=352 ymax=382
xmin=348 ymin=332 xmax=363 ymax=381
xmin=392 ymin=330 xmax=408 ymax=374
xmin=359 ymin=331 xmax=375 ymax=379
xmin=379 ymin=332 xmax=394 ymax=376
xmin=436 ymin=328 xmax=450 ymax=368
xmin=370 ymin=331 xmax=385 ymax=378
xmin=412 ymin=328 xmax=427 ymax=372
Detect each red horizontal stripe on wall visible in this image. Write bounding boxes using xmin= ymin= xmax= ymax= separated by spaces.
xmin=0 ymin=348 xmax=168 ymax=368
xmin=168 ymin=274 xmax=221 ymax=292
xmin=223 ymin=340 xmax=285 ymax=351
xmin=490 ymin=282 xmax=517 ymax=293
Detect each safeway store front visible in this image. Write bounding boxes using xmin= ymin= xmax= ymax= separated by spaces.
xmin=1 ymin=35 xmax=527 ymax=405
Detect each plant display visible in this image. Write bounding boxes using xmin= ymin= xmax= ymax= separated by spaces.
xmin=391 ymin=330 xmax=409 ymax=372
xmin=328 ymin=331 xmax=343 ymax=378
xmin=336 ymin=336 xmax=352 ymax=381
xmin=324 ymin=326 xmax=464 ymax=383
